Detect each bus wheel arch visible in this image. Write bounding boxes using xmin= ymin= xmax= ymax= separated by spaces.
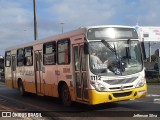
xmin=58 ymin=81 xmax=71 ymax=106
xmin=17 ymin=78 xmax=25 ymax=96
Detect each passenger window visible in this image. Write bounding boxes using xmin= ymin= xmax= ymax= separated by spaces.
xmin=74 ymin=46 xmax=80 ymax=71
xmin=43 ymin=42 xmax=56 ymax=65
xmin=24 ymin=47 xmax=33 ymax=66
xmin=17 ymin=49 xmax=24 ymax=66
xmin=12 ymin=56 xmax=16 ymax=71
xmin=5 ymin=51 xmax=11 ymax=67
xmin=57 ymin=39 xmax=70 ymax=64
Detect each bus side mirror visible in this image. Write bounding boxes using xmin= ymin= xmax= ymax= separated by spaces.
xmin=141 ymin=42 xmax=146 ymax=60
xmin=84 ymin=42 xmax=89 ymax=54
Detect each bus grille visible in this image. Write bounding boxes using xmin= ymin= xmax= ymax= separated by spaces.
xmin=113 ymin=91 xmax=132 ymax=98
xmin=104 ymin=77 xmax=138 ymax=85
xmin=109 ymin=85 xmax=133 ymax=90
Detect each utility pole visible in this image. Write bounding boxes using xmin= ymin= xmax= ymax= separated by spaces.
xmin=33 ymin=0 xmax=38 ymax=40
xmin=60 ymin=22 xmax=64 ymax=33
xmin=149 ymin=42 xmax=151 ymax=62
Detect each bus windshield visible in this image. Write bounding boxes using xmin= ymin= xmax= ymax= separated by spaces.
xmin=89 ymin=40 xmax=143 ymax=76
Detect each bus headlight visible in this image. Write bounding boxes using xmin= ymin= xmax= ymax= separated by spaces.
xmin=91 ymin=81 xmax=106 ymax=91
xmin=136 ymin=77 xmax=146 ymax=88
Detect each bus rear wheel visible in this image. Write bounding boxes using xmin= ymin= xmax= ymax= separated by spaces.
xmin=18 ymin=81 xmax=25 ymax=96
xmin=61 ymin=84 xmax=71 ymax=106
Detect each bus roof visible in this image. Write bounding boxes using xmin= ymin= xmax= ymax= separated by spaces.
xmin=5 ymin=27 xmax=86 ymax=51
xmin=85 ymin=25 xmax=135 ymax=29
xmin=5 ymin=25 xmax=135 ymax=51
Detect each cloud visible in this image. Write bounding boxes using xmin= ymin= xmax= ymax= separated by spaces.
xmin=45 ymin=0 xmax=115 ymax=27
xmin=0 ymin=0 xmax=160 ymax=55
xmin=0 ymin=0 xmax=34 ymax=55
xmin=43 ymin=0 xmax=160 ymax=28
xmin=137 ymin=0 xmax=160 ymax=25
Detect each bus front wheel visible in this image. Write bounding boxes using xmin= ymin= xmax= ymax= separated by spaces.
xmin=61 ymin=84 xmax=71 ymax=106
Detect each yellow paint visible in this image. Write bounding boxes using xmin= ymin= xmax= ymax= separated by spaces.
xmin=5 ymin=80 xmax=13 ymax=88
xmin=69 ymin=87 xmax=76 ymax=101
xmin=23 ymin=81 xmax=36 ymax=94
xmin=87 ymin=84 xmax=147 ymax=105
xmin=52 ymin=85 xmax=59 ymax=97
xmin=13 ymin=81 xmax=18 ymax=89
xmin=5 ymin=79 xmax=147 ymax=105
xmin=43 ymin=84 xmax=52 ymax=96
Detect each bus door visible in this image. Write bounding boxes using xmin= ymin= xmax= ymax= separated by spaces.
xmin=73 ymin=44 xmax=89 ymax=101
xmin=11 ymin=55 xmax=16 ymax=88
xmin=34 ymin=51 xmax=44 ymax=95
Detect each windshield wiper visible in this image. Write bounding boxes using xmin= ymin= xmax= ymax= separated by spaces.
xmin=101 ymin=40 xmax=116 ymax=53
xmin=101 ymin=39 xmax=125 ymax=75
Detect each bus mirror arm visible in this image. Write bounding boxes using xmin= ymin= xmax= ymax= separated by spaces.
xmin=84 ymin=42 xmax=89 ymax=54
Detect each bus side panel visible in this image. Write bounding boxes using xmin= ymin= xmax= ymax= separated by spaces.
xmin=23 ymin=66 xmax=36 ymax=94
xmin=5 ymin=67 xmax=12 ymax=88
xmin=42 ymin=65 xmax=58 ymax=97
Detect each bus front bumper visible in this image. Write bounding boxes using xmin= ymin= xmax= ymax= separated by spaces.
xmin=88 ymin=84 xmax=147 ymax=105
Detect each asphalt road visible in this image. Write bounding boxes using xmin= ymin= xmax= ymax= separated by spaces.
xmin=0 ymin=82 xmax=160 ymax=120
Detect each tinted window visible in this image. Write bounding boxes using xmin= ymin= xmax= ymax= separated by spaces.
xmin=17 ymin=49 xmax=24 ymax=66
xmin=57 ymin=39 xmax=70 ymax=64
xmin=73 ymin=46 xmax=80 ymax=71
xmin=24 ymin=47 xmax=33 ymax=66
xmin=43 ymin=42 xmax=56 ymax=65
xmin=5 ymin=51 xmax=11 ymax=67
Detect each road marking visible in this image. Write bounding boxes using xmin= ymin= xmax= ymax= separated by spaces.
xmin=147 ymin=94 xmax=160 ymax=97
xmin=0 ymin=98 xmax=4 ymax=101
xmin=154 ymin=99 xmax=160 ymax=104
xmin=0 ymin=104 xmax=15 ymax=111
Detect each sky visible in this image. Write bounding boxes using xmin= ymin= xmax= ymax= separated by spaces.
xmin=0 ymin=0 xmax=160 ymax=55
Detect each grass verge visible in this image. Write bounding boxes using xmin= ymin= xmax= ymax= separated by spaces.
xmin=146 ymin=77 xmax=160 ymax=83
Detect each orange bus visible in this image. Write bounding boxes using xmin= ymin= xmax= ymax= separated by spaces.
xmin=5 ymin=25 xmax=147 ymax=106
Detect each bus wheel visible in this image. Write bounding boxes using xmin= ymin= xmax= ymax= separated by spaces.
xmin=61 ymin=84 xmax=71 ymax=106
xmin=18 ymin=81 xmax=25 ymax=96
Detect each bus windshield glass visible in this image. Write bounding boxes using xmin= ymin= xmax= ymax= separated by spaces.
xmin=87 ymin=27 xmax=138 ymax=40
xmin=89 ymin=40 xmax=143 ymax=76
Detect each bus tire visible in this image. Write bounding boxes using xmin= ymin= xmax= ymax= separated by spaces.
xmin=61 ymin=84 xmax=71 ymax=106
xmin=18 ymin=81 xmax=25 ymax=96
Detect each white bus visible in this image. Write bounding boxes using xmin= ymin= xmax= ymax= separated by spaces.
xmin=135 ymin=26 xmax=160 ymax=76
xmin=5 ymin=25 xmax=147 ymax=106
